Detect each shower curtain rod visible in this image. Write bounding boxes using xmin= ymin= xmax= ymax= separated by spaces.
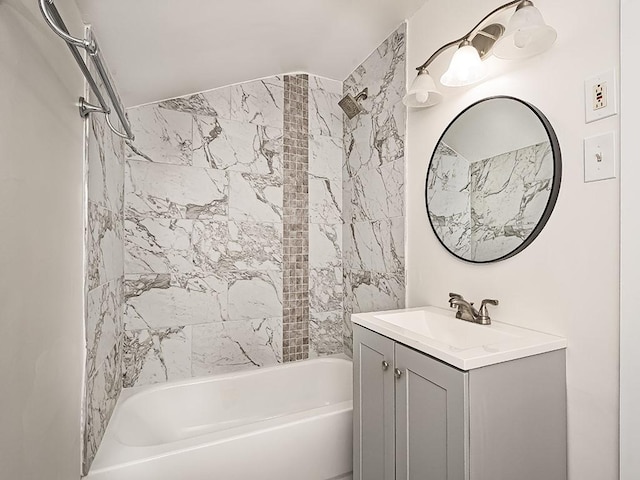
xmin=38 ymin=0 xmax=135 ymax=141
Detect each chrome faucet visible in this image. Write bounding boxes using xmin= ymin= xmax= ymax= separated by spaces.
xmin=448 ymin=293 xmax=499 ymax=325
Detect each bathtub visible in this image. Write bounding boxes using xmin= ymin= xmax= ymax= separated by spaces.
xmin=86 ymin=357 xmax=353 ymax=480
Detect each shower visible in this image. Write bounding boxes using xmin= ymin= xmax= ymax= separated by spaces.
xmin=338 ymin=87 xmax=368 ymax=119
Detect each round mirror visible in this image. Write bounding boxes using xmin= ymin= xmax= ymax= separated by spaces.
xmin=426 ymin=96 xmax=561 ymax=263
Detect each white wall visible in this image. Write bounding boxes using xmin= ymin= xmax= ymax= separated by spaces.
xmin=406 ymin=1 xmax=619 ymax=479
xmin=0 ymin=0 xmax=85 ymax=478
xmin=620 ymin=0 xmax=639 ymax=478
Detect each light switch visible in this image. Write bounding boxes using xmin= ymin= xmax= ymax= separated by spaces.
xmin=584 ymin=132 xmax=616 ymax=182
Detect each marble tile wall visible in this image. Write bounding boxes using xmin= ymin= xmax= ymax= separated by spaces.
xmin=123 ymin=73 xmax=344 ymax=386
xmin=342 ymin=24 xmax=407 ymax=355
xmin=123 ymin=77 xmax=284 ymax=386
xmin=309 ymin=77 xmax=345 ymax=358
xmin=80 ymin=22 xmax=404 ymax=471
xmin=83 ymin=55 xmax=126 ymax=474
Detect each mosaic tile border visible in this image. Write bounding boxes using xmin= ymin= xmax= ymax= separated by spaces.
xmin=282 ymin=75 xmax=310 ymax=361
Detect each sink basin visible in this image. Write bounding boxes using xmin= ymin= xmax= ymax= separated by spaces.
xmin=352 ymin=306 xmax=566 ymax=370
xmin=374 ymin=310 xmax=517 ymax=350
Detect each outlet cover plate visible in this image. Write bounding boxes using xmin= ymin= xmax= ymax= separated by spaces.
xmin=585 ymin=70 xmax=617 ymax=123
xmin=584 ymin=131 xmax=616 ymax=182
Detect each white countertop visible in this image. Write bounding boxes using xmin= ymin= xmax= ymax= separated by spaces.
xmin=352 ymin=306 xmax=567 ymax=370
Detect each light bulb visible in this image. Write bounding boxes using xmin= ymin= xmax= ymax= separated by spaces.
xmin=440 ymin=44 xmax=487 ymax=87
xmin=416 ymin=91 xmax=429 ymax=104
xmin=493 ymin=4 xmax=557 ymax=59
xmin=402 ymin=70 xmax=442 ymax=108
xmin=514 ymin=31 xmax=532 ymax=48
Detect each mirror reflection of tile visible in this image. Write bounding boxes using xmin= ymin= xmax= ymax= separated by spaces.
xmin=428 ymin=141 xmax=552 ymax=262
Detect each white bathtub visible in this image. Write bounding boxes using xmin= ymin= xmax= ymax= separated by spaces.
xmin=86 ymin=357 xmax=353 ymax=480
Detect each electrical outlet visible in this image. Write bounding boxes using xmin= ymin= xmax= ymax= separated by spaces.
xmin=585 ymin=70 xmax=617 ymax=123
xmin=593 ymin=83 xmax=607 ymax=110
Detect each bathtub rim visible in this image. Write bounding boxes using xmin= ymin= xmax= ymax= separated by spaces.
xmin=90 ymin=400 xmax=353 ymax=475
xmin=89 ymin=355 xmax=353 ymax=474
xmin=118 ymin=354 xmax=352 ymax=405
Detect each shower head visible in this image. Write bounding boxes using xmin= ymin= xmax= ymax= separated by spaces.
xmin=338 ymin=88 xmax=368 ymax=119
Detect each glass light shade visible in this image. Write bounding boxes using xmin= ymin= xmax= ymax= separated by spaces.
xmin=493 ymin=4 xmax=557 ymax=59
xmin=440 ymin=44 xmax=487 ymax=87
xmin=402 ymin=70 xmax=443 ymax=108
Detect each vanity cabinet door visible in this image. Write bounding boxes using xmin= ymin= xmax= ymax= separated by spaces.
xmin=353 ymin=325 xmax=396 ymax=480
xmin=395 ymin=344 xmax=469 ymax=480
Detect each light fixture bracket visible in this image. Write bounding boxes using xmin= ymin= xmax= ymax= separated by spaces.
xmin=471 ymin=24 xmax=506 ymax=59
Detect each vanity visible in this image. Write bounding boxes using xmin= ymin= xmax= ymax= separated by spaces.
xmin=356 ymin=88 xmax=568 ymax=478
xmin=352 ymin=306 xmax=567 ymax=480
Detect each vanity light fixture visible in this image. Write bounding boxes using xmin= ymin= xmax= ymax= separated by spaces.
xmin=403 ymin=0 xmax=557 ymax=108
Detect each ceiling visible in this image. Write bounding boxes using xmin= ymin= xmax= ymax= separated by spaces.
xmin=74 ymin=0 xmax=429 ymax=107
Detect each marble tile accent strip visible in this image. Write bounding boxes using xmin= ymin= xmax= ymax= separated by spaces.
xmin=282 ymin=74 xmax=310 ymax=362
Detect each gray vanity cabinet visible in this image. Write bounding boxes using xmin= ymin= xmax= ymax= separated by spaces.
xmin=395 ymin=343 xmax=467 ymax=480
xmin=352 ymin=325 xmax=395 ymax=480
xmin=353 ymin=324 xmax=567 ymax=480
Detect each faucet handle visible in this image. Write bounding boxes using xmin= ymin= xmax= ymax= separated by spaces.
xmin=448 ymin=292 xmax=463 ymax=308
xmin=478 ymin=299 xmax=499 ymax=325
xmin=481 ymin=299 xmax=499 ymax=307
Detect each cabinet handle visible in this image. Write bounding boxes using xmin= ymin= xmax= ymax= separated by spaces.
xmin=382 ymin=360 xmax=389 ymax=371
xmin=394 ymin=368 xmax=403 ymax=379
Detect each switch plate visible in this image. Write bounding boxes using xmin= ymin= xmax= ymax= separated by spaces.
xmin=584 ymin=132 xmax=616 ymax=182
xmin=585 ymin=70 xmax=617 ymax=123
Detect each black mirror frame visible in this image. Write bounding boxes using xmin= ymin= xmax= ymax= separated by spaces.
xmin=425 ymin=96 xmax=562 ymax=264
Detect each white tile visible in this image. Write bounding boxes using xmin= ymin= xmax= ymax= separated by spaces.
xmin=157 ymin=87 xmax=231 ymax=118
xmin=84 ymin=341 xmax=122 ymax=469
xmin=124 ymin=273 xmax=228 ymax=329
xmin=123 ymin=327 xmax=191 ymax=387
xmin=125 ymin=218 xmax=230 ymax=275
xmin=309 ymin=223 xmax=342 ymax=269
xmin=230 ymin=77 xmax=284 ymax=126
xmin=125 ymin=160 xmax=228 ymax=220
xmin=309 ymin=311 xmax=343 ymax=358
xmin=309 ymin=178 xmax=342 ymax=224
xmin=227 ymin=221 xmax=282 ymax=270
xmin=86 ymin=279 xmax=123 ymax=378
xmin=309 ymin=76 xmax=343 ymax=96
xmin=309 ymin=135 xmax=342 ymax=183
xmin=88 ymin=114 xmax=124 ymax=213
xmin=87 ymin=203 xmax=124 ymax=290
xmin=350 ymin=271 xmax=404 ymax=314
xmin=309 ymin=85 xmax=343 ymax=139
xmin=310 ymin=267 xmax=343 ymax=313
xmin=126 ymin=105 xmax=193 ymax=165
xmin=193 ymin=116 xmax=282 ymax=175
xmin=228 ymin=172 xmax=282 ymax=223
xmin=228 ymin=271 xmax=282 ymax=321
xmin=192 ymin=318 xmax=282 ymax=375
